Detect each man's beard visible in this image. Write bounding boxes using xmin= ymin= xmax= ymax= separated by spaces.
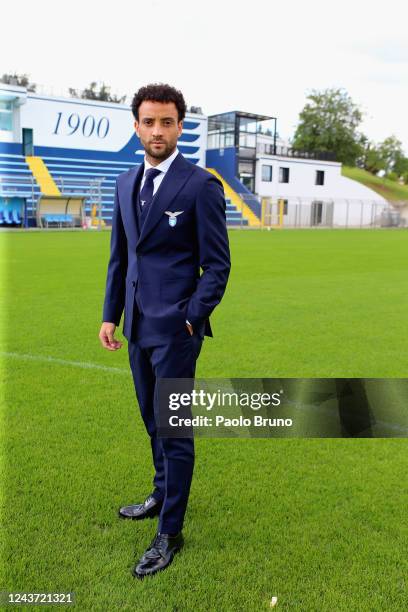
xmin=144 ymin=140 xmax=174 ymax=160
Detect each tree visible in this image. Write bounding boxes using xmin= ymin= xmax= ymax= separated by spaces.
xmin=377 ymin=135 xmax=404 ymax=174
xmin=394 ymin=155 xmax=408 ymax=179
xmin=358 ymin=134 xmax=408 ymax=177
xmin=359 ymin=137 xmax=386 ymax=174
xmin=292 ymin=88 xmax=364 ymax=165
xmin=69 ymin=81 xmax=126 ymax=104
xmin=0 ymin=73 xmax=36 ymax=91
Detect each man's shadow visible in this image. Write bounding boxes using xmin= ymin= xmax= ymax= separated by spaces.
xmin=235 ymin=378 xmax=375 ymax=438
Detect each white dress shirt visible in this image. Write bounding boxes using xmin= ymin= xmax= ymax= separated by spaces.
xmin=140 ymin=146 xmax=180 ymax=196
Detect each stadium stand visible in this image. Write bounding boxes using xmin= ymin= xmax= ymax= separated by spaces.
xmin=0 ymin=150 xmax=250 ymax=228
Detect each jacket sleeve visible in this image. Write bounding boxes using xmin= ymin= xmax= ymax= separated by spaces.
xmin=102 ymin=181 xmax=127 ymax=325
xmin=186 ymin=176 xmax=231 ymax=328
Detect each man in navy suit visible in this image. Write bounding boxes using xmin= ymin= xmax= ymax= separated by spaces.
xmin=99 ymin=84 xmax=231 ymax=578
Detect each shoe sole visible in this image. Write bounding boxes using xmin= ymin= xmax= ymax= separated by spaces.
xmin=132 ymin=546 xmax=182 ymax=579
xmin=118 ymin=507 xmax=162 ymax=520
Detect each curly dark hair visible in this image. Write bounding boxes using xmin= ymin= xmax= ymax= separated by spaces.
xmin=131 ymin=83 xmax=187 ymax=122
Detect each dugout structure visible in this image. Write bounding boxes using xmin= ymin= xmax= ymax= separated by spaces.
xmin=37 ymin=195 xmax=86 ymax=228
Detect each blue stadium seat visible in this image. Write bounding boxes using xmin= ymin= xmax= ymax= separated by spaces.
xmin=12 ymin=210 xmax=21 ymax=224
xmin=3 ymin=210 xmax=13 ymax=224
xmin=42 ymin=213 xmax=74 ymax=227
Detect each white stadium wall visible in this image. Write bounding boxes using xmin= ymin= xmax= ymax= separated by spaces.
xmin=18 ymin=94 xmax=208 ymax=167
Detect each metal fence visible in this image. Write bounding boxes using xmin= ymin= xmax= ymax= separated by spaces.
xmin=2 ymin=172 xmax=407 ymax=231
xmin=228 ymin=195 xmax=408 ymax=229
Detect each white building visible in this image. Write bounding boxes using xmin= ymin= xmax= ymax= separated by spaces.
xmin=256 ymin=134 xmax=388 ymax=227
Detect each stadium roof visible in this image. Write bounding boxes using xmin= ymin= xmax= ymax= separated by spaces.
xmin=209 ymin=110 xmax=275 ymax=121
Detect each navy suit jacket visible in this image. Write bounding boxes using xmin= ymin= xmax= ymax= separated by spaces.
xmin=102 ymin=151 xmax=231 ymax=344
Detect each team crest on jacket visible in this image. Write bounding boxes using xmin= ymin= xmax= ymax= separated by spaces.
xmin=165 ymin=211 xmax=184 ymax=227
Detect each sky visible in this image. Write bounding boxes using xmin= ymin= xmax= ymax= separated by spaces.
xmin=2 ymin=0 xmax=408 ymax=153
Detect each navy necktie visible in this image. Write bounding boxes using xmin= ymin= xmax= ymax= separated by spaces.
xmin=139 ymin=168 xmax=162 ymax=213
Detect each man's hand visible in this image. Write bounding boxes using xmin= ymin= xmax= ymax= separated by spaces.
xmin=99 ymin=322 xmax=123 ymax=351
xmin=186 ymin=321 xmax=193 ymax=336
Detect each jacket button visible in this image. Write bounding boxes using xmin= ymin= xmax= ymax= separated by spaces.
xmin=132 ymin=281 xmax=136 ymax=287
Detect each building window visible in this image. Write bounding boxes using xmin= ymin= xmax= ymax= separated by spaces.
xmin=207 ymin=112 xmax=235 ymax=151
xmin=279 ymin=167 xmax=289 ymax=183
xmin=239 ymin=133 xmax=256 ymax=148
xmin=0 ymin=101 xmax=13 ymax=132
xmin=239 ymin=160 xmax=253 ymax=176
xmin=315 ymin=170 xmax=325 ymax=185
xmin=207 ymin=131 xmax=234 ymax=149
xmin=262 ymin=165 xmax=273 ymax=182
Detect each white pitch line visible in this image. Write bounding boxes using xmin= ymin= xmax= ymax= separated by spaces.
xmin=0 ymin=351 xmax=129 ymax=375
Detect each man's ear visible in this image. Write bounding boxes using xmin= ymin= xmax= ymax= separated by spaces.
xmin=178 ymin=120 xmax=183 ymax=136
xmin=134 ymin=120 xmax=140 ymax=137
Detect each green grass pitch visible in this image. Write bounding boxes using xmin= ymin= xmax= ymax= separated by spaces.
xmin=1 ymin=229 xmax=407 ymax=611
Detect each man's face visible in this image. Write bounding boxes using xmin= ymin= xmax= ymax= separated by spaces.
xmin=135 ymin=100 xmax=183 ymax=161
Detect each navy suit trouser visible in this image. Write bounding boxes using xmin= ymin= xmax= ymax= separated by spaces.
xmin=128 ymin=328 xmax=203 ymax=535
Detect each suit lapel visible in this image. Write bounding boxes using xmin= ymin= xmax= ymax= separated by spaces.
xmin=124 ymin=162 xmax=144 ymax=241
xmin=136 ymin=153 xmax=194 ymax=249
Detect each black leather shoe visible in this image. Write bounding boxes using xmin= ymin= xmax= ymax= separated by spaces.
xmin=118 ymin=495 xmax=162 ymax=520
xmin=132 ymin=532 xmax=184 ymax=578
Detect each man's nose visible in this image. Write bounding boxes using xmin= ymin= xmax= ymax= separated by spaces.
xmin=152 ymin=122 xmax=164 ymax=136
